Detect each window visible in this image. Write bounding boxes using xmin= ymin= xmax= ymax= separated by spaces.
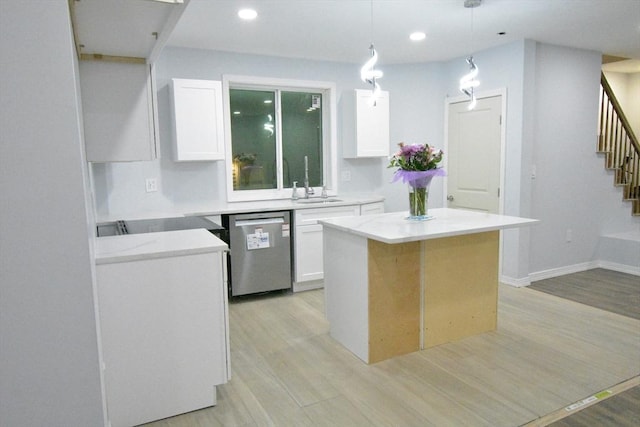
xmin=223 ymin=76 xmax=337 ymax=201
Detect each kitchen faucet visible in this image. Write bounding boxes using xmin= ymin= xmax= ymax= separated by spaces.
xmin=304 ymin=155 xmax=314 ymax=198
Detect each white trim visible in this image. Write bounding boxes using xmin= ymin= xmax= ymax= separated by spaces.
xmin=595 ymin=260 xmax=640 ymax=276
xmin=419 ymin=241 xmax=425 ymax=349
xmin=501 ymin=260 xmax=640 ymax=288
xmin=499 ymin=274 xmax=531 ymax=288
xmin=528 ymin=261 xmax=600 ymax=283
xmin=222 ymin=75 xmax=338 ymax=202
xmin=293 ymin=279 xmax=324 ymax=293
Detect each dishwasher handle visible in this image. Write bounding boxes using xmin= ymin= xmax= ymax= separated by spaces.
xmin=234 ymin=217 xmax=285 ymax=227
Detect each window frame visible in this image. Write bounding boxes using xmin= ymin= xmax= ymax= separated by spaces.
xmin=222 ymin=75 xmax=337 ymax=202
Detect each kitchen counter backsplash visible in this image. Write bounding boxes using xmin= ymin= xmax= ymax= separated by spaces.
xmin=96 ymin=193 xmax=384 ymax=223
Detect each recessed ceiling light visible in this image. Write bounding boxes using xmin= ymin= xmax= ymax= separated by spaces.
xmin=233 ymin=111 xmax=241 ymax=115
xmin=238 ymin=8 xmax=258 ymax=20
xmin=409 ymin=32 xmax=426 ymax=41
xmin=264 ymin=99 xmax=273 ymax=104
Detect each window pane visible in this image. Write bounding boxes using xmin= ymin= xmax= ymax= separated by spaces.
xmin=281 ymin=91 xmax=323 ymax=188
xmin=229 ymin=89 xmax=276 ymax=190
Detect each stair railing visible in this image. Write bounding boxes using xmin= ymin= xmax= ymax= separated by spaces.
xmin=598 ymin=72 xmax=640 ymax=215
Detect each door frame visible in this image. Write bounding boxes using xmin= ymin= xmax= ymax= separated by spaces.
xmin=443 ymin=88 xmax=508 ymax=215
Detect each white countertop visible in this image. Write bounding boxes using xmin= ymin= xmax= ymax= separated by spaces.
xmin=95 ymin=229 xmax=228 ymax=265
xmin=320 ymin=208 xmax=539 ymax=244
xmin=97 ymin=194 xmax=384 ymax=223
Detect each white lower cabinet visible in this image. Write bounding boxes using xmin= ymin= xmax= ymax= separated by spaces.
xmin=96 ymin=251 xmax=230 ymax=427
xmin=293 ymin=205 xmax=360 ymax=291
xmin=360 ymin=201 xmax=385 ymax=215
xmin=295 ymin=223 xmax=324 ymax=283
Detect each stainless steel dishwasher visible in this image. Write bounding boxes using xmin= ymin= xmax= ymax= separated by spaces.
xmin=225 ymin=211 xmax=292 ymax=297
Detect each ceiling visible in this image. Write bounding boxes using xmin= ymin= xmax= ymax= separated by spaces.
xmin=166 ymin=0 xmax=640 ymax=67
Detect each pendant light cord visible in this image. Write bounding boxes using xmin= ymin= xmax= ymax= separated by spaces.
xmin=370 ymin=0 xmax=374 ymax=45
xmin=470 ymin=5 xmax=475 ymax=55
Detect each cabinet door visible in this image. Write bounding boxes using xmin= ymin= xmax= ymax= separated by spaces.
xmin=295 ymin=224 xmax=324 ymax=282
xmin=97 ymin=252 xmax=228 ymax=427
xmin=355 ymin=89 xmax=389 ymax=157
xmin=171 ymin=78 xmax=225 ymax=161
xmin=294 ymin=205 xmax=360 ymax=283
xmin=81 ymin=61 xmax=157 ymax=162
xmin=343 ymin=89 xmax=389 ymax=158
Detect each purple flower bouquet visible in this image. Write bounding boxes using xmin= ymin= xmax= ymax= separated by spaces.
xmin=388 ymin=143 xmax=446 ymax=219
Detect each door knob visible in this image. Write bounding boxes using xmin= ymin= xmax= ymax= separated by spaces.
xmin=447 ymin=195 xmax=454 ymax=201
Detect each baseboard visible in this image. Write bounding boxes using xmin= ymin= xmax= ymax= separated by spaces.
xmin=293 ymin=279 xmax=324 ymax=292
xmin=528 ymin=261 xmax=599 ymax=283
xmin=499 ymin=275 xmax=531 ymax=288
xmin=505 ymin=260 xmax=640 ymax=288
xmin=596 ymin=260 xmax=640 ymax=276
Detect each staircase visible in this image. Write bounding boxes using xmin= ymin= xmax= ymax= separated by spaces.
xmin=597 ymin=72 xmax=640 ymax=216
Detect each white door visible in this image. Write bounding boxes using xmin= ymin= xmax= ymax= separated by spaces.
xmin=446 ymin=95 xmax=502 ymax=213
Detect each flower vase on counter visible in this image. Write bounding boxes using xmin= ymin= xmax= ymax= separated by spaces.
xmin=409 ymin=181 xmax=429 ymax=218
xmin=388 ymin=142 xmax=446 ymax=220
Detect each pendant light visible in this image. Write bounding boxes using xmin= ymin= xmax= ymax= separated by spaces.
xmin=360 ymin=0 xmax=383 ymax=105
xmin=460 ymin=56 xmax=479 ymax=110
xmin=459 ymin=0 xmax=481 ymax=110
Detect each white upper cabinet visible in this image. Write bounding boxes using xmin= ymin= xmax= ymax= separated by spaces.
xmin=170 ymin=79 xmax=225 ymax=162
xmin=342 ymin=89 xmax=390 ymax=158
xmin=80 ymin=60 xmax=158 ymax=162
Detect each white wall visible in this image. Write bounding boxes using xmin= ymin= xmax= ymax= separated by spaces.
xmin=528 ymin=43 xmax=637 ymax=274
xmin=381 ymin=62 xmax=448 ymax=212
xmin=91 ymin=40 xmax=638 ymax=281
xmin=438 ymin=41 xmax=639 ymax=281
xmin=604 ymin=70 xmax=640 ymax=138
xmin=630 ymin=73 xmax=640 ymax=138
xmin=93 ymin=47 xmax=391 ymax=218
xmin=0 ymin=2 xmax=105 ymax=426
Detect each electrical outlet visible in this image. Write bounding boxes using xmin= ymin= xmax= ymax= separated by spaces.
xmin=565 ymin=229 xmax=572 ymax=243
xmin=145 ymin=178 xmax=158 ymax=193
xmin=341 ymin=170 xmax=352 ymax=182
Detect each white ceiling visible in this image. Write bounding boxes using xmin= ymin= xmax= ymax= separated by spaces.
xmin=166 ymin=0 xmax=640 ymax=66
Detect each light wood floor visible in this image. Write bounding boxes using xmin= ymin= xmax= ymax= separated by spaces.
xmin=145 ymin=279 xmax=640 ymax=426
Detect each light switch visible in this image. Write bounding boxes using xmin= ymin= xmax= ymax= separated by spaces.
xmin=145 ymin=178 xmax=158 ymax=192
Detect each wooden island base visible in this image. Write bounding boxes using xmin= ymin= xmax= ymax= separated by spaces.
xmin=368 ymin=231 xmax=499 ymax=363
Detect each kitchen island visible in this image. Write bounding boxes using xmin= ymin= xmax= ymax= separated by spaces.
xmin=320 ymin=208 xmax=539 ymax=364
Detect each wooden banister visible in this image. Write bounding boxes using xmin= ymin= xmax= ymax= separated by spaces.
xmin=600 ymin=73 xmax=639 ymax=151
xmin=598 ymin=72 xmax=640 ymax=216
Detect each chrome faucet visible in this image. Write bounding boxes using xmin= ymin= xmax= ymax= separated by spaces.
xmin=304 ymin=155 xmax=314 ymax=198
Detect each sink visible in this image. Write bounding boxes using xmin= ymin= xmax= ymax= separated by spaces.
xmin=296 ymin=198 xmax=343 ymax=204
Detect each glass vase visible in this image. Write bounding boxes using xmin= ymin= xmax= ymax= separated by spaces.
xmin=408 ymin=183 xmax=429 ymax=219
